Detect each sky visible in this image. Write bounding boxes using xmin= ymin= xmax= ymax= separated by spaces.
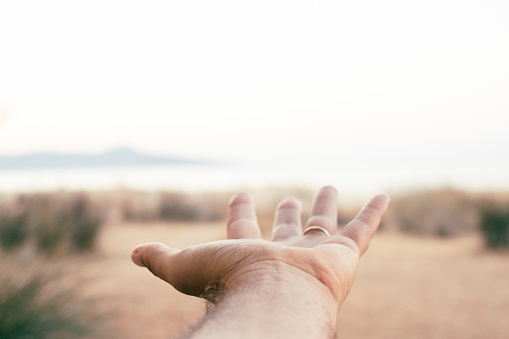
xmin=0 ymin=0 xmax=508 ymax=193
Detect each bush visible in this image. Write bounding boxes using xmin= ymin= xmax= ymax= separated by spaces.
xmin=385 ymin=188 xmax=479 ymax=237
xmin=68 ymin=195 xmax=103 ymax=252
xmin=158 ymin=192 xmax=228 ymax=222
xmin=158 ymin=192 xmax=198 ymax=221
xmin=0 ymin=266 xmax=98 ymax=339
xmin=479 ymin=204 xmax=509 ymax=249
xmin=0 ymin=209 xmax=28 ymax=251
xmin=119 ymin=191 xmax=160 ymax=221
xmin=118 ymin=190 xmax=229 ymax=223
xmin=34 ymin=217 xmax=67 ymax=254
xmin=0 ymin=192 xmax=105 ymax=255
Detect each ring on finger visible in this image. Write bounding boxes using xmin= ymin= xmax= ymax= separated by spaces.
xmin=303 ymin=226 xmax=331 ymax=236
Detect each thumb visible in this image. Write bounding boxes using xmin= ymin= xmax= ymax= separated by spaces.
xmin=132 ymin=242 xmax=216 ymax=298
xmin=131 ymin=242 xmax=180 ymax=285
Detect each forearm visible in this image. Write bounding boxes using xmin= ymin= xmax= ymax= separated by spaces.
xmin=181 ymin=268 xmax=341 ymax=339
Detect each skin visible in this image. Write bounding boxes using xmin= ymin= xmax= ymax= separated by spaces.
xmin=131 ymin=186 xmax=390 ymax=338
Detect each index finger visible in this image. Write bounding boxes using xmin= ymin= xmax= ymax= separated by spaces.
xmin=226 ymin=192 xmax=262 ymax=239
xmin=340 ymin=194 xmax=390 ymax=256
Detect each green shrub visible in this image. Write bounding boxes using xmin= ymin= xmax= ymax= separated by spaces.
xmin=480 ymin=205 xmax=509 ymax=249
xmin=0 ymin=272 xmax=94 ymax=338
xmin=67 ymin=194 xmax=104 ymax=252
xmin=34 ymin=217 xmax=67 ymax=254
xmin=0 ymin=210 xmax=28 ymax=251
xmin=0 ymin=192 xmax=105 ymax=255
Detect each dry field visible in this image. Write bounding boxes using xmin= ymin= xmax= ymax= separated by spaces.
xmin=79 ymin=222 xmax=509 ymax=338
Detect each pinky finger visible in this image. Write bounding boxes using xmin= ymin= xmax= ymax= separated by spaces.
xmin=340 ymin=194 xmax=390 ymax=256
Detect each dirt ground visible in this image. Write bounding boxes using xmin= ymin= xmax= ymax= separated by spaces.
xmin=84 ymin=222 xmax=509 ymax=338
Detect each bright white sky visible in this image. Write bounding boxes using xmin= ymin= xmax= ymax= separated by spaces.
xmin=0 ymin=0 xmax=508 ymax=191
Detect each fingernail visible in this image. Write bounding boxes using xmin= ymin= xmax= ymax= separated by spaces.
xmin=131 ymin=250 xmax=145 ymax=267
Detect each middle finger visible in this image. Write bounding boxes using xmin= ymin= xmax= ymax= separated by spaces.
xmin=272 ymin=197 xmax=302 ymax=241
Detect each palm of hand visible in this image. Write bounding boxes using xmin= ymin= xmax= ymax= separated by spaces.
xmin=132 ymin=187 xmax=389 ymax=305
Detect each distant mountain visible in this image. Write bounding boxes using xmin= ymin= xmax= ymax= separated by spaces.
xmin=0 ymin=147 xmax=211 ymax=170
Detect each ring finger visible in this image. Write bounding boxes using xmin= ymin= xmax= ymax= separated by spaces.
xmin=304 ymin=186 xmax=338 ymax=236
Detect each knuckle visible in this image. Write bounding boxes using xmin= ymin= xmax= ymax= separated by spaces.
xmin=307 ymin=215 xmax=336 ymax=229
xmin=228 ymin=218 xmax=256 ymax=227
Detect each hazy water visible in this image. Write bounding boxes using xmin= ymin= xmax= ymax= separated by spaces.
xmin=0 ymin=162 xmax=507 ymax=199
xmin=0 ymin=164 xmax=341 ymax=192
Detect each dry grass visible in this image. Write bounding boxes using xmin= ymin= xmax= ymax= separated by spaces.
xmin=88 ymin=222 xmax=226 ymax=338
xmin=2 ymin=186 xmax=508 ymax=338
xmin=338 ymin=233 xmax=509 ymax=338
xmin=63 ymin=221 xmax=509 ymax=339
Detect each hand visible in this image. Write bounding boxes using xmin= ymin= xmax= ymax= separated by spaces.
xmin=131 ymin=186 xmax=389 ymax=338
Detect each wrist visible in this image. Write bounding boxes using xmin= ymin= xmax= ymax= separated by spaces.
xmin=225 ymin=260 xmax=341 ymax=312
xmin=190 ymin=264 xmax=340 ymax=339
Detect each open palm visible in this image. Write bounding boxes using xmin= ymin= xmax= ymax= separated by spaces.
xmin=132 ymin=186 xmax=389 ymax=305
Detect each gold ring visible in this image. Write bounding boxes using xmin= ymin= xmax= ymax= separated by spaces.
xmin=303 ymin=226 xmax=331 ymax=236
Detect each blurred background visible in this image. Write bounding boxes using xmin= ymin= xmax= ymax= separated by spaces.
xmin=0 ymin=1 xmax=508 ymax=338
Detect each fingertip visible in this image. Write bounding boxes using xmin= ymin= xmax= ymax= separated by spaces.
xmin=277 ymin=196 xmax=302 ymax=210
xmin=130 ymin=242 xmax=169 ymax=268
xmin=319 ymin=185 xmax=338 ymax=199
xmin=371 ymin=193 xmax=391 ymax=211
xmin=228 ymin=191 xmax=255 ymax=207
xmin=131 ymin=249 xmax=144 ymax=267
